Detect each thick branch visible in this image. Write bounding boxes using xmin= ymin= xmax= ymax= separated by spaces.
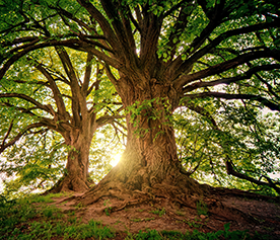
xmin=174 ymin=21 xmax=280 ymax=78
xmin=183 ymin=64 xmax=280 ymax=92
xmin=82 ymin=53 xmax=94 ymax=94
xmin=0 ymin=122 xmax=45 ymax=154
xmin=184 ymin=92 xmax=280 ymax=111
xmin=100 ymin=0 xmax=137 ymax=66
xmin=166 ymin=6 xmax=192 ymax=61
xmin=175 ymin=50 xmax=280 ymax=89
xmin=34 ymin=61 xmax=68 ymax=118
xmin=226 ymin=160 xmax=280 ymax=194
xmin=0 ymin=93 xmax=55 ymax=115
xmin=0 ymin=39 xmax=119 ymax=82
xmin=77 ymin=0 xmax=119 ymax=50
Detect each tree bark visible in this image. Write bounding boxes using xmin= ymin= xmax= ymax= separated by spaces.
xmin=79 ymin=76 xmax=208 ymax=208
xmin=47 ymin=127 xmax=95 ymax=193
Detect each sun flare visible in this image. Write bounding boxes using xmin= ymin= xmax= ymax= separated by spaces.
xmin=110 ymin=153 xmax=122 ymax=167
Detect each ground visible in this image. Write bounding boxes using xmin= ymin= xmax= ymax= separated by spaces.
xmin=37 ymin=190 xmax=280 ymax=239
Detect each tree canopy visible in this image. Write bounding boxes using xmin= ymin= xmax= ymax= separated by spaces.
xmin=0 ymin=0 xmax=280 ymax=211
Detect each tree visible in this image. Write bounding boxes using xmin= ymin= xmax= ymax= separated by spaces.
xmin=174 ymin=105 xmax=280 ymax=195
xmin=0 ymin=46 xmax=122 ymax=192
xmin=1 ymin=0 xmax=280 ymax=214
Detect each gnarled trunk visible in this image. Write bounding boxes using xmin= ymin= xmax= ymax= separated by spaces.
xmin=74 ymin=76 xmax=276 ymax=225
xmin=79 ymin=76 xmax=208 ymax=208
xmin=47 ymin=128 xmax=94 ymax=193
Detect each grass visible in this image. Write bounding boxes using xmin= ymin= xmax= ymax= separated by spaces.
xmin=0 ymin=193 xmax=115 ymax=240
xmin=182 ymin=219 xmax=204 ymax=228
xmin=131 ymin=217 xmax=155 ymax=222
xmin=150 ymin=207 xmax=166 ymax=217
xmin=196 ymin=200 xmax=208 ymax=216
xmin=75 ymin=202 xmax=85 ymax=209
xmin=0 ymin=193 xmax=271 ymax=240
xmin=175 ymin=210 xmax=185 ymax=216
xmin=126 ymin=224 xmax=269 ymax=240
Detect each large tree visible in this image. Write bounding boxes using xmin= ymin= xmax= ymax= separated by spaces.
xmin=1 ymin=0 xmax=280 ymax=213
xmin=0 ymin=46 xmax=122 ymax=192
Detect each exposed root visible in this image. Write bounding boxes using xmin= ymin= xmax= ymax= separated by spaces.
xmin=70 ymin=171 xmax=279 ymax=225
xmin=44 ymin=175 xmax=90 ymax=194
xmin=210 ymin=187 xmax=280 ymax=201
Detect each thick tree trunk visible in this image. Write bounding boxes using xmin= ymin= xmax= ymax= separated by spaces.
xmin=47 ymin=129 xmax=94 ymax=193
xmin=79 ymin=77 xmax=209 ymax=209
xmin=73 ymin=76 xmax=276 ymax=223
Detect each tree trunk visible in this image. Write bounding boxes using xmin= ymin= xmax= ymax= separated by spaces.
xmin=72 ymin=76 xmax=275 ymax=223
xmin=79 ymin=76 xmax=208 ymax=208
xmin=47 ymin=128 xmax=94 ymax=193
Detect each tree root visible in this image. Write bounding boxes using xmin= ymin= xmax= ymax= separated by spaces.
xmin=70 ymin=172 xmax=279 ymax=225
xmin=43 ymin=175 xmax=90 ymax=194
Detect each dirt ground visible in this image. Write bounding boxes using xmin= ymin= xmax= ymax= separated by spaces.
xmin=42 ymin=192 xmax=280 ymax=239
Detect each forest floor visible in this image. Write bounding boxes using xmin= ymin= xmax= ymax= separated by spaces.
xmin=2 ymin=190 xmax=280 ymax=239
xmin=35 ymin=191 xmax=280 ymax=239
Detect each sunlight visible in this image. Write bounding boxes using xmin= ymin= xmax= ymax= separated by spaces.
xmin=110 ymin=153 xmax=122 ymax=167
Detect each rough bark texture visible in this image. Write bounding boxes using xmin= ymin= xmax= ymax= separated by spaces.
xmin=46 ymin=128 xmax=94 ymax=193
xmin=77 ymin=75 xmax=210 ymax=214
xmin=75 ymin=74 xmax=276 ymax=223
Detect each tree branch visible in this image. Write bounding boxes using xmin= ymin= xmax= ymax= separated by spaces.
xmin=175 ymin=50 xmax=280 ymax=89
xmin=174 ymin=21 xmax=280 ymax=78
xmin=82 ymin=52 xmax=94 ymax=94
xmin=183 ymin=64 xmax=280 ymax=93
xmin=0 ymin=122 xmax=45 ymax=154
xmin=33 ymin=61 xmax=68 ymax=118
xmin=0 ymin=93 xmax=55 ymax=115
xmin=0 ymin=39 xmax=120 ymax=82
xmin=226 ymin=160 xmax=280 ymax=194
xmin=76 ymin=0 xmax=119 ymax=51
xmin=183 ymin=92 xmax=280 ymax=111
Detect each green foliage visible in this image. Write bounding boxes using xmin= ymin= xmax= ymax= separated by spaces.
xmin=42 ymin=207 xmax=54 ymax=218
xmin=0 ymin=128 xmax=67 ymax=195
xmin=126 ymin=224 xmax=266 ymax=240
xmin=174 ymin=103 xmax=280 ymax=195
xmin=150 ymin=208 xmax=166 ymax=217
xmin=0 ymin=193 xmax=115 ymax=240
xmin=181 ymin=218 xmax=204 ymax=229
xmin=103 ymin=199 xmax=112 ymax=216
xmin=104 ymin=207 xmax=112 ymax=216
xmin=135 ymin=230 xmax=162 ymax=240
xmin=196 ymin=200 xmax=208 ymax=216
xmin=125 ymin=97 xmax=172 ymax=138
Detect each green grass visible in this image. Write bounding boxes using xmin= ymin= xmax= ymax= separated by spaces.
xmin=182 ymin=219 xmax=204 ymax=228
xmin=0 ymin=193 xmax=271 ymax=240
xmin=150 ymin=207 xmax=166 ymax=217
xmin=127 ymin=224 xmax=270 ymax=240
xmin=131 ymin=217 xmax=155 ymax=222
xmin=0 ymin=193 xmax=115 ymax=240
xmin=196 ymin=200 xmax=208 ymax=216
